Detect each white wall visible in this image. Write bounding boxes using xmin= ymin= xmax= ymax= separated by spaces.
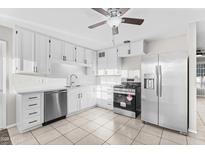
xmin=145 ymin=34 xmax=188 ymax=54
xmin=0 ymin=25 xmax=15 ymax=126
xmin=121 ymin=56 xmax=142 ymax=70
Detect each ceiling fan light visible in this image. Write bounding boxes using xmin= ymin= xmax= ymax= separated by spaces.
xmin=107 ymin=17 xmax=121 ymax=27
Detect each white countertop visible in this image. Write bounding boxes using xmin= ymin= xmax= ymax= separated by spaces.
xmin=15 ymin=84 xmax=97 ymax=94
xmin=15 ymin=86 xmax=67 ymax=94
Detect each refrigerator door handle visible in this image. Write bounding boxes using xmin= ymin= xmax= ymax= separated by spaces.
xmin=159 ymin=65 xmax=162 ymax=97
xmin=155 ymin=65 xmax=159 ymax=96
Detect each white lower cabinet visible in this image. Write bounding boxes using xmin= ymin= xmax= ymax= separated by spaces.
xmin=67 ymin=86 xmax=96 ymax=115
xmin=96 ymin=85 xmax=113 ymax=110
xmin=16 ymin=92 xmax=44 ymax=133
xmin=67 ymin=88 xmax=80 ymax=114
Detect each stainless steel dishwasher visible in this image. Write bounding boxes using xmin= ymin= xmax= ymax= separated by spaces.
xmin=43 ymin=89 xmax=67 ymax=125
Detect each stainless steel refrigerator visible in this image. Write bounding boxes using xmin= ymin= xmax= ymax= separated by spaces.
xmin=141 ymin=51 xmax=188 ymax=133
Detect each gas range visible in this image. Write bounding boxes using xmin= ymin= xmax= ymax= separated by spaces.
xmin=114 ymin=82 xmax=141 ymax=94
xmin=113 ymin=82 xmax=141 ymax=118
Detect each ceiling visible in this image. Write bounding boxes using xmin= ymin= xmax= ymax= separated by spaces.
xmin=0 ymin=8 xmax=205 ymax=50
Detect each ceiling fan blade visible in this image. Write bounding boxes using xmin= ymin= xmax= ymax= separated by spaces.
xmin=121 ymin=17 xmax=144 ymax=25
xmin=92 ymin=8 xmax=109 ymax=16
xmin=88 ymin=20 xmax=107 ymax=29
xmin=119 ymin=8 xmax=130 ymax=16
xmin=112 ymin=26 xmax=119 ymax=35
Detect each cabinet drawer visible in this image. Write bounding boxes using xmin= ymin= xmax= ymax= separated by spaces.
xmin=24 ymin=93 xmax=41 ymax=101
xmin=24 ymin=99 xmax=41 ymax=110
xmin=23 ymin=108 xmax=40 ymax=119
xmin=23 ymin=116 xmax=41 ymax=129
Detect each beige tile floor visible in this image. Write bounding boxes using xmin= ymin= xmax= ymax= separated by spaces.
xmin=7 ymin=98 xmax=205 ymax=145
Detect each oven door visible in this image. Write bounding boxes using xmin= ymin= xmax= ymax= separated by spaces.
xmin=113 ymin=92 xmax=136 ymax=111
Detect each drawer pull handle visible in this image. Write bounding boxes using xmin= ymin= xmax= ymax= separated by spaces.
xmin=29 ymin=120 xmax=37 ymax=124
xmin=29 ymin=104 xmax=38 ymax=107
xmin=29 ymin=112 xmax=38 ymax=115
xmin=29 ymin=97 xmax=38 ymax=99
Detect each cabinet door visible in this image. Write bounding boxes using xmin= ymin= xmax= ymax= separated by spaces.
xmin=50 ymin=38 xmax=63 ymax=61
xmin=15 ymin=27 xmax=35 ymax=73
xmin=97 ymin=51 xmax=107 ymax=75
xmin=76 ymin=47 xmax=85 ymax=64
xmin=130 ymin=40 xmax=144 ymax=56
xmin=67 ymin=89 xmax=79 ymax=114
xmin=64 ymin=42 xmax=75 ymax=62
xmin=81 ymin=86 xmax=96 ymax=109
xmin=117 ymin=44 xmax=130 ymax=57
xmin=106 ymin=48 xmax=118 ymax=69
xmin=92 ymin=52 xmax=97 ymax=75
xmin=85 ymin=49 xmax=93 ymax=65
xmin=80 ymin=88 xmax=88 ymax=110
xmin=35 ymin=33 xmax=49 ymax=74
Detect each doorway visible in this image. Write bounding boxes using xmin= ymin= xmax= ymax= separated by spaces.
xmin=0 ymin=40 xmax=6 ymax=129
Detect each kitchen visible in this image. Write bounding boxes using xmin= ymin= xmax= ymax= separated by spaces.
xmin=0 ymin=8 xmax=204 ymax=145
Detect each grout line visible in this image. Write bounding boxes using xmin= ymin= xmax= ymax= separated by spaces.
xmin=52 ymin=126 xmax=76 ymax=145
xmin=130 ymin=123 xmax=145 ymax=145
xmin=159 ymin=128 xmax=164 ymax=145
xmin=30 ymin=131 xmax=41 ymax=145
xmin=197 ymin=111 xmax=205 ymax=126
xmin=102 ymin=118 xmax=132 ymax=144
xmin=186 ymin=135 xmax=188 ymax=145
xmin=160 ymin=128 xmax=187 ymax=145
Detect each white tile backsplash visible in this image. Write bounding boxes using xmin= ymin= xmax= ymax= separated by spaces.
xmin=13 ymin=63 xmax=96 ymax=90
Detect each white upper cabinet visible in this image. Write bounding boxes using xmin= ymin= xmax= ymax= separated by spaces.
xmin=63 ymin=42 xmax=75 ymax=62
xmin=117 ymin=44 xmax=130 ymax=57
xmin=97 ymin=48 xmax=121 ymax=75
xmin=97 ymin=51 xmax=106 ymax=71
xmin=35 ymin=33 xmax=49 ymax=74
xmin=15 ymin=26 xmax=95 ymax=75
xmin=106 ymin=48 xmax=121 ymax=70
xmin=117 ymin=40 xmax=144 ymax=57
xmin=91 ymin=51 xmax=97 ymax=75
xmin=85 ymin=49 xmax=93 ymax=65
xmin=75 ymin=46 xmax=85 ymax=64
xmin=50 ymin=38 xmax=63 ymax=61
xmin=130 ymin=40 xmax=144 ymax=56
xmin=15 ymin=27 xmax=35 ymax=73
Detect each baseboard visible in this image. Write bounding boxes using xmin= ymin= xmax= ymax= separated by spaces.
xmin=66 ymin=105 xmax=97 ymax=117
xmin=188 ymin=128 xmax=197 ymax=134
xmin=6 ymin=123 xmax=16 ymax=129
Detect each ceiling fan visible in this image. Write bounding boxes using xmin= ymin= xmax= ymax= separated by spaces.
xmin=88 ymin=8 xmax=144 ymax=35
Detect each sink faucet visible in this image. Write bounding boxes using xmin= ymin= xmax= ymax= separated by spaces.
xmin=70 ymin=74 xmax=78 ymax=87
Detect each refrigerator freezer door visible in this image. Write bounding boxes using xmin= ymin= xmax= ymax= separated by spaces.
xmin=141 ymin=54 xmax=159 ymax=125
xmin=158 ymin=51 xmax=188 ymax=132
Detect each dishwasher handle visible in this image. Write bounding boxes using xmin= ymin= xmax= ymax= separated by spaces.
xmin=44 ymin=90 xmax=67 ymax=94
